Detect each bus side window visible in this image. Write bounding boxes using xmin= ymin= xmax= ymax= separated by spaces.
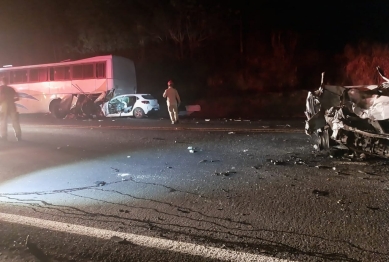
xmin=49 ymin=68 xmax=54 ymax=81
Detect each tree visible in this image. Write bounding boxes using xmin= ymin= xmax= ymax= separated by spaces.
xmin=343 ymin=41 xmax=389 ymax=85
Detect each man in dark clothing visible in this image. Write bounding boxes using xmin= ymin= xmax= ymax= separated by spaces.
xmin=0 ymin=76 xmax=22 ymax=141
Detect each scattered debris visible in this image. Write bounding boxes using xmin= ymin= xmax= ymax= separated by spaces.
xmin=252 ymin=165 xmax=262 ymax=169
xmin=177 ymin=208 xmax=190 ymax=214
xmin=95 ymin=181 xmax=106 ymax=187
xmin=200 ymin=159 xmax=220 ymax=163
xmin=335 ymin=171 xmax=351 ymax=176
xmin=367 ymin=206 xmax=380 ymax=211
xmin=118 ymin=173 xmax=130 ymax=177
xmin=205 ymin=119 xmax=210 ymax=121
xmin=358 ymin=170 xmax=379 ymax=176
xmin=111 ymin=167 xmax=120 ymax=172
xmin=337 ymin=199 xmax=345 ymax=204
xmin=272 ymin=160 xmax=286 ymax=165
xmin=127 ymin=156 xmax=131 ymax=158
xmin=228 ymin=132 xmax=235 ymax=134
xmin=25 ymin=235 xmax=29 ymax=246
xmin=315 ymin=165 xmax=333 ymax=169
xmin=167 ymin=166 xmax=172 ymax=169
xmin=276 ymin=124 xmax=291 ymax=127
xmin=312 ymin=189 xmax=329 ymax=196
xmin=214 ymin=171 xmax=237 ymax=176
xmin=333 ymin=161 xmax=368 ymax=166
xmin=187 ymin=146 xmax=197 ymax=153
xmin=243 ymin=149 xmax=249 ymax=153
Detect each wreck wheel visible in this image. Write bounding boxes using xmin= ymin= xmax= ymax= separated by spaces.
xmin=311 ymin=128 xmax=330 ymax=151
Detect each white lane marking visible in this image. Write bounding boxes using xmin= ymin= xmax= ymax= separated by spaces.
xmin=0 ymin=212 xmax=294 ymax=262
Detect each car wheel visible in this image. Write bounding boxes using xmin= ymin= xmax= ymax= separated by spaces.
xmin=49 ymin=99 xmax=66 ymax=119
xmin=133 ymin=107 xmax=145 ymax=118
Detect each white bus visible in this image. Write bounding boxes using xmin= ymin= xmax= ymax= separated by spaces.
xmin=0 ymin=55 xmax=137 ymax=117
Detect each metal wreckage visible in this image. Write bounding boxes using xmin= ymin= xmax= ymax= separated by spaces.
xmin=305 ymin=67 xmax=389 ymax=159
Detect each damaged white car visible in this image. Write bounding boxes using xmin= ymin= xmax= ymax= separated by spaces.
xmin=101 ymin=94 xmax=159 ymax=118
xmin=305 ymin=67 xmax=389 ymax=158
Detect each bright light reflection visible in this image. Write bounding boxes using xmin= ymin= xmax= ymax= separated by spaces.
xmin=0 ymin=152 xmax=170 ymax=206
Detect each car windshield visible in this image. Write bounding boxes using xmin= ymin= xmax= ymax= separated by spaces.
xmin=141 ymin=95 xmax=154 ymax=99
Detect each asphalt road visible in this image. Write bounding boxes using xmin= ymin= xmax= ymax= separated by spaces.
xmin=0 ymin=115 xmax=388 ymax=262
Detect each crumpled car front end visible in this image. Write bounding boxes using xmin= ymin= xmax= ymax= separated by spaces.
xmin=305 ymin=68 xmax=389 ymax=158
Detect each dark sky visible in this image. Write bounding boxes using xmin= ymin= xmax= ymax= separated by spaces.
xmin=241 ymin=0 xmax=389 ymax=50
xmin=0 ymin=0 xmax=389 ymax=64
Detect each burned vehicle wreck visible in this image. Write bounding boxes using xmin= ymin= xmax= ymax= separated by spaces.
xmin=305 ymin=67 xmax=389 ymax=159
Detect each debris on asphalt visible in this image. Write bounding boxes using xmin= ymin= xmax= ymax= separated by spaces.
xmin=276 ymin=124 xmax=291 ymax=127
xmin=358 ymin=170 xmax=378 ymax=176
xmin=252 ymin=165 xmax=262 ymax=169
xmin=57 ymin=147 xmax=61 ymax=150
xmin=228 ymin=132 xmax=235 ymax=134
xmin=118 ymin=173 xmax=130 ymax=177
xmin=243 ymin=149 xmax=249 ymax=152
xmin=167 ymin=166 xmax=172 ymax=169
xmin=367 ymin=206 xmax=380 ymax=211
xmin=200 ymin=159 xmax=220 ymax=163
xmin=177 ymin=208 xmax=190 ymax=214
xmin=205 ymin=119 xmax=210 ymax=121
xmin=111 ymin=167 xmax=120 ymax=172
xmin=187 ymin=146 xmax=197 ymax=153
xmin=315 ymin=165 xmax=333 ymax=169
xmin=127 ymin=156 xmax=131 ymax=158
xmin=337 ymin=199 xmax=345 ymax=204
xmin=25 ymin=235 xmax=29 ymax=246
xmin=333 ymin=161 xmax=368 ymax=166
xmin=335 ymin=171 xmax=351 ymax=176
xmin=272 ymin=160 xmax=286 ymax=165
xmin=214 ymin=171 xmax=237 ymax=176
xmin=312 ymin=189 xmax=329 ymax=196
xmin=95 ymin=181 xmax=106 ymax=186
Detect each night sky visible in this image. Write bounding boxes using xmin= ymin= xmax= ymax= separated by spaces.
xmin=0 ymin=0 xmax=389 ymax=92
xmin=0 ymin=0 xmax=388 ymax=62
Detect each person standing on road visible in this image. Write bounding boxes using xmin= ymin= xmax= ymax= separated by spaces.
xmin=163 ymin=80 xmax=181 ymax=124
xmin=0 ymin=76 xmax=22 ymax=141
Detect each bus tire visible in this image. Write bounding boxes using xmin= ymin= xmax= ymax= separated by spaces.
xmin=133 ymin=107 xmax=145 ymax=118
xmin=49 ymin=99 xmax=66 ymax=119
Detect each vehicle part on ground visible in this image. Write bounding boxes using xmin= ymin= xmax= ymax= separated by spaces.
xmin=305 ymin=67 xmax=389 ymax=159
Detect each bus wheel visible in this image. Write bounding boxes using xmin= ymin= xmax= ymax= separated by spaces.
xmin=49 ymin=99 xmax=66 ymax=119
xmin=133 ymin=107 xmax=145 ymax=118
